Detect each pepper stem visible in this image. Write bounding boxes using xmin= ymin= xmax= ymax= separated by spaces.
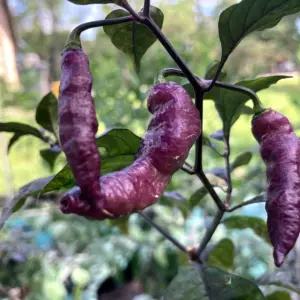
xmin=155 ymin=68 xmax=266 ymax=116
xmin=63 ymin=16 xmax=134 ymax=52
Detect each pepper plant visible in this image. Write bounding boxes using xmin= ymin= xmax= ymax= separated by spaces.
xmin=1 ymin=0 xmax=300 ymax=299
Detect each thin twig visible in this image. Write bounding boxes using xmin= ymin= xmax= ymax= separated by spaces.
xmin=138 ymin=211 xmax=188 ymax=254
xmin=206 ymin=60 xmax=227 ymax=91
xmin=69 ymin=15 xmax=134 ymax=39
xmin=224 ymin=135 xmax=232 ymax=206
xmin=143 ymin=0 xmax=151 ymax=17
xmin=197 ymin=210 xmax=224 ymax=256
xmin=120 ymin=0 xmax=143 ymax=21
xmin=181 ymin=166 xmax=195 ymax=175
xmin=142 ymin=18 xmax=200 ymax=92
xmin=196 ymin=171 xmax=227 ymax=212
xmin=227 ymin=195 xmax=266 ymax=212
xmin=155 ymin=68 xmax=263 ymax=110
xmin=195 ymin=90 xmax=204 ymax=172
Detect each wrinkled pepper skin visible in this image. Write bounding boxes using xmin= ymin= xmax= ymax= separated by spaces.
xmin=252 ymin=109 xmax=300 ymax=267
xmin=58 ymin=50 xmax=101 ymax=202
xmin=60 ymin=82 xmax=201 ymax=219
xmin=60 ymin=158 xmax=171 ymax=219
xmin=139 ymin=82 xmax=201 ymax=174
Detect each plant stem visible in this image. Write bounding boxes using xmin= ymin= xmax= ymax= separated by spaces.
xmin=213 ymin=81 xmax=265 ymax=114
xmin=155 ymin=68 xmax=265 ymax=114
xmin=224 ymin=135 xmax=232 ymax=206
xmin=181 ymin=166 xmax=195 ymax=175
xmin=197 ymin=210 xmax=224 ymax=256
xmin=142 ymin=18 xmax=205 ymax=178
xmin=65 ymin=16 xmax=134 ymax=50
xmin=206 ymin=60 xmax=226 ymax=91
xmin=196 ymin=171 xmax=227 ymax=212
xmin=120 ymin=0 xmax=143 ymax=21
xmin=143 ymin=19 xmax=200 ymax=92
xmin=143 ymin=0 xmax=151 ymax=17
xmin=227 ymin=194 xmax=266 ymax=212
xmin=138 ymin=211 xmax=188 ymax=254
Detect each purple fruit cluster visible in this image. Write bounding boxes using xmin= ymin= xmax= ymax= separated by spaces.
xmin=252 ymin=109 xmax=300 ymax=267
xmin=60 ymin=82 xmax=201 ymax=219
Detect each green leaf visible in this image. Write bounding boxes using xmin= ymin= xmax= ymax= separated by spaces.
xmin=241 ymin=105 xmax=253 ymax=115
xmin=204 ymin=266 xmax=265 ymax=300
xmin=231 ymin=152 xmax=252 ymax=170
xmin=41 ymin=128 xmax=140 ymax=195
xmin=258 ymin=272 xmax=300 ymax=294
xmin=67 ymin=0 xmax=122 ymax=5
xmin=266 ymin=291 xmax=291 ymax=300
xmin=207 ymin=239 xmax=235 ymax=270
xmin=0 ymin=177 xmax=54 ymax=230
xmin=189 ymin=187 xmax=208 ymax=210
xmin=204 ymin=75 xmax=290 ymax=136
xmin=104 ymin=6 xmax=164 ymax=73
xmin=205 ymin=61 xmax=227 ymax=81
xmin=40 ymin=147 xmax=61 ymax=171
xmin=96 ymin=128 xmax=141 ymax=156
xmin=202 ymin=134 xmax=221 ymax=155
xmin=223 ymin=216 xmax=270 ymax=243
xmin=164 ymin=266 xmax=208 ymax=300
xmin=189 ymin=174 xmax=227 ymax=209
xmin=40 ymin=155 xmax=135 ymax=195
xmin=35 ymin=92 xmax=58 ymax=136
xmin=218 ymin=0 xmax=300 ymax=62
xmin=0 ymin=122 xmax=45 ymax=151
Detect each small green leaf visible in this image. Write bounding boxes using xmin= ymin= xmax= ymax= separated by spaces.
xmin=205 ymin=75 xmax=290 ymax=136
xmin=164 ymin=266 xmax=208 ymax=300
xmin=189 ymin=187 xmax=208 ymax=210
xmin=219 ymin=0 xmax=300 ymax=62
xmin=35 ymin=92 xmax=58 ymax=136
xmin=67 ymin=0 xmax=122 ymax=5
xmin=104 ymin=6 xmax=164 ymax=73
xmin=223 ymin=216 xmax=270 ymax=243
xmin=207 ymin=239 xmax=235 ymax=270
xmin=231 ymin=152 xmax=252 ymax=170
xmin=0 ymin=122 xmax=45 ymax=150
xmin=96 ymin=128 xmax=141 ymax=156
xmin=40 ymin=147 xmax=62 ymax=171
xmin=204 ymin=266 xmax=265 ymax=299
xmin=40 ymin=128 xmax=141 ymax=195
xmin=266 ymin=291 xmax=291 ymax=300
xmin=205 ymin=61 xmax=227 ymax=81
xmin=189 ymin=174 xmax=227 ymax=209
xmin=202 ymin=134 xmax=221 ymax=155
xmin=40 ymin=155 xmax=135 ymax=195
xmin=0 ymin=177 xmax=54 ymax=229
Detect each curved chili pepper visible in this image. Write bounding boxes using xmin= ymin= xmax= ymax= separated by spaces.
xmin=58 ymin=50 xmax=101 ymax=202
xmin=252 ymin=109 xmax=300 ymax=267
xmin=60 ymin=82 xmax=201 ymax=218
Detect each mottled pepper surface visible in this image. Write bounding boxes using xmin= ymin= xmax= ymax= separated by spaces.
xmin=58 ymin=50 xmax=101 ymax=203
xmin=252 ymin=109 xmax=300 ymax=267
xmin=60 ymin=82 xmax=201 ymax=219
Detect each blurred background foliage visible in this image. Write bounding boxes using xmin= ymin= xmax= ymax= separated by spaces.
xmin=0 ymin=0 xmax=300 ymax=299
